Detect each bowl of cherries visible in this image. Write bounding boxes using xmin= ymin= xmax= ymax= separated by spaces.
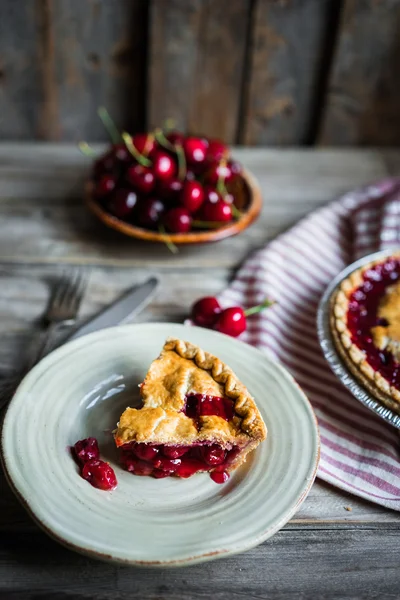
xmin=84 ymin=126 xmax=261 ymax=245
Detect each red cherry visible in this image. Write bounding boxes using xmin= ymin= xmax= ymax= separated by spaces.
xmin=107 ymin=189 xmax=138 ymax=218
xmin=214 ymin=307 xmax=246 ymax=337
xmin=166 ymin=131 xmax=185 ymax=146
xmin=162 ymin=445 xmax=190 ymax=459
xmin=74 ymin=437 xmax=100 ymax=465
xmin=93 ymin=152 xmax=116 ymax=178
xmin=164 ymin=207 xmax=192 ymax=233
xmin=137 ymin=197 xmax=165 ymax=228
xmin=206 ymin=139 xmax=229 ymax=163
xmin=126 ymin=164 xmax=155 ymax=194
xmin=185 ymin=170 xmax=196 ymax=181
xmin=153 ymin=469 xmax=170 ymax=478
xmin=210 ymin=470 xmax=230 ymax=484
xmin=176 ymin=458 xmax=205 ymax=478
xmin=131 ymin=443 xmax=159 ymax=462
xmin=96 ymin=174 xmax=116 ymax=197
xmin=191 ymin=296 xmax=221 ymax=327
xmin=152 ymin=151 xmax=177 ymax=181
xmin=132 ymin=133 xmax=156 ymax=156
xmin=202 ymin=198 xmax=232 ymax=222
xmin=229 ymin=159 xmax=242 ymax=176
xmin=180 ymin=181 xmax=204 ymax=212
xmin=113 ymin=143 xmax=131 ymax=163
xmin=204 ymin=162 xmax=234 ymax=186
xmin=153 ymin=457 xmax=182 ymax=473
xmin=201 ymin=445 xmax=226 ymax=466
xmin=81 ymin=459 xmax=117 ymax=490
xmin=183 ymin=137 xmax=207 ymax=166
xmin=157 ymin=177 xmax=184 ymax=200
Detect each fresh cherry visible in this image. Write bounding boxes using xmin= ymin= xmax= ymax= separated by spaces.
xmin=164 ymin=207 xmax=192 ymax=233
xmin=214 ymin=299 xmax=274 ymax=337
xmin=81 ymin=459 xmax=117 ymax=491
xmin=185 ymin=170 xmax=196 ymax=181
xmin=202 ymin=198 xmax=232 ymax=222
xmin=180 ymin=181 xmax=204 ymax=212
xmin=126 ymin=164 xmax=155 ymax=194
xmin=204 ymin=162 xmax=234 ymax=186
xmin=152 ymin=151 xmax=177 ymax=181
xmin=206 ymin=139 xmax=229 ymax=163
xmin=73 ymin=438 xmax=100 ymax=465
xmin=214 ymin=307 xmax=246 ymax=337
xmin=132 ymin=133 xmax=156 ymax=156
xmin=166 ymin=131 xmax=185 ymax=146
xmin=94 ymin=152 xmax=115 ymax=178
xmin=95 ymin=174 xmax=116 ymax=197
xmin=137 ymin=197 xmax=165 ymax=228
xmin=191 ymin=296 xmax=222 ymax=327
xmin=107 ymin=189 xmax=138 ymax=218
xmin=183 ymin=137 xmax=207 ymax=166
xmin=113 ymin=143 xmax=131 ymax=163
xmin=157 ymin=177 xmax=184 ymax=200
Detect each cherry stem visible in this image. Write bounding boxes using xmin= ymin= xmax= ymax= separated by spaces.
xmin=158 ymin=224 xmax=179 ymax=254
xmin=216 ymin=159 xmax=228 ymax=196
xmin=154 ymin=128 xmax=175 ymax=152
xmin=162 ymin=118 xmax=176 ymax=132
xmin=97 ymin=107 xmax=121 ymax=144
xmin=231 ymin=204 xmax=242 ymax=220
xmin=122 ymin=132 xmax=152 ymax=167
xmin=175 ymin=143 xmax=187 ymax=181
xmin=244 ymin=299 xmax=275 ymax=317
xmin=192 ymin=219 xmax=230 ymax=229
xmin=78 ymin=141 xmax=97 ymax=157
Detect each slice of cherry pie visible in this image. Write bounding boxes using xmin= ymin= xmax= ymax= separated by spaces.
xmin=330 ymin=252 xmax=400 ymax=412
xmin=114 ymin=338 xmax=267 ymax=483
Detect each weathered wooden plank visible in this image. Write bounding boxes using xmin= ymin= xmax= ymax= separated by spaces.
xmin=1 ymin=527 xmax=400 ymax=599
xmin=242 ymin=0 xmax=335 ymax=145
xmin=148 ymin=0 xmax=250 ymax=143
xmin=319 ymin=0 xmax=400 ymax=145
xmin=0 ymin=1 xmax=40 ymax=139
xmin=0 ymin=145 xmax=393 ymax=268
xmin=38 ymin=0 xmax=148 ymax=141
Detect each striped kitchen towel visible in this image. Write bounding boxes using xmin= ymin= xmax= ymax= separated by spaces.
xmin=218 ymin=178 xmax=400 ymax=510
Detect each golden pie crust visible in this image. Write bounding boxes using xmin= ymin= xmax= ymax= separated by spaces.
xmin=114 ymin=338 xmax=267 ymax=471
xmin=330 ymin=252 xmax=400 ymax=413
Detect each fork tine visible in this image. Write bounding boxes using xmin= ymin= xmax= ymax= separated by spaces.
xmin=59 ymin=269 xmax=87 ymax=317
xmin=47 ymin=272 xmax=70 ymax=315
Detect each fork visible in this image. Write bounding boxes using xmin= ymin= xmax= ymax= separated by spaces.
xmin=0 ymin=269 xmax=87 ymax=409
xmin=32 ymin=268 xmax=87 ymax=364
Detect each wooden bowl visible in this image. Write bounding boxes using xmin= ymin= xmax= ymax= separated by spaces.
xmin=84 ymin=168 xmax=262 ymax=244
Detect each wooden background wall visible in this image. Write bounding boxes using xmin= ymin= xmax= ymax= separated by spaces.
xmin=1 ymin=0 xmax=400 ymax=146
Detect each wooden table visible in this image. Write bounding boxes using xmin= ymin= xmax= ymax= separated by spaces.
xmin=1 ymin=145 xmax=400 ymax=599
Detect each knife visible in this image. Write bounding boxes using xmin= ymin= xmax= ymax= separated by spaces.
xmin=67 ymin=276 xmax=159 ymax=341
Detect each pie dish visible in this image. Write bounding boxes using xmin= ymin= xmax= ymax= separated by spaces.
xmin=330 ymin=251 xmax=400 ymax=413
xmin=114 ymin=338 xmax=267 ymax=483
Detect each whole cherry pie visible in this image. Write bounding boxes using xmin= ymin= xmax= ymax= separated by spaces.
xmin=114 ymin=338 xmax=267 ymax=483
xmin=330 ymin=252 xmax=400 ymax=412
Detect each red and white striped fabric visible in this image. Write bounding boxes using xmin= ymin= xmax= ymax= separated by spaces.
xmin=218 ymin=178 xmax=400 ymax=510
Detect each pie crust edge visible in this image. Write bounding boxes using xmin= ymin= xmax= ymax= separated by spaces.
xmin=330 ymin=253 xmax=400 ymax=413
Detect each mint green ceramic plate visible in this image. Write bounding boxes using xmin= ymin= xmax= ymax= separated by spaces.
xmin=1 ymin=323 xmax=319 ymax=567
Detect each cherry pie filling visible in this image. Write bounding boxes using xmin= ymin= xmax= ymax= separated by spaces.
xmin=119 ymin=394 xmax=242 ymax=483
xmin=346 ymin=257 xmax=400 ymax=388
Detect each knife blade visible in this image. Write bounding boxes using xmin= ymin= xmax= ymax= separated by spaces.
xmin=67 ymin=276 xmax=159 ymax=341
